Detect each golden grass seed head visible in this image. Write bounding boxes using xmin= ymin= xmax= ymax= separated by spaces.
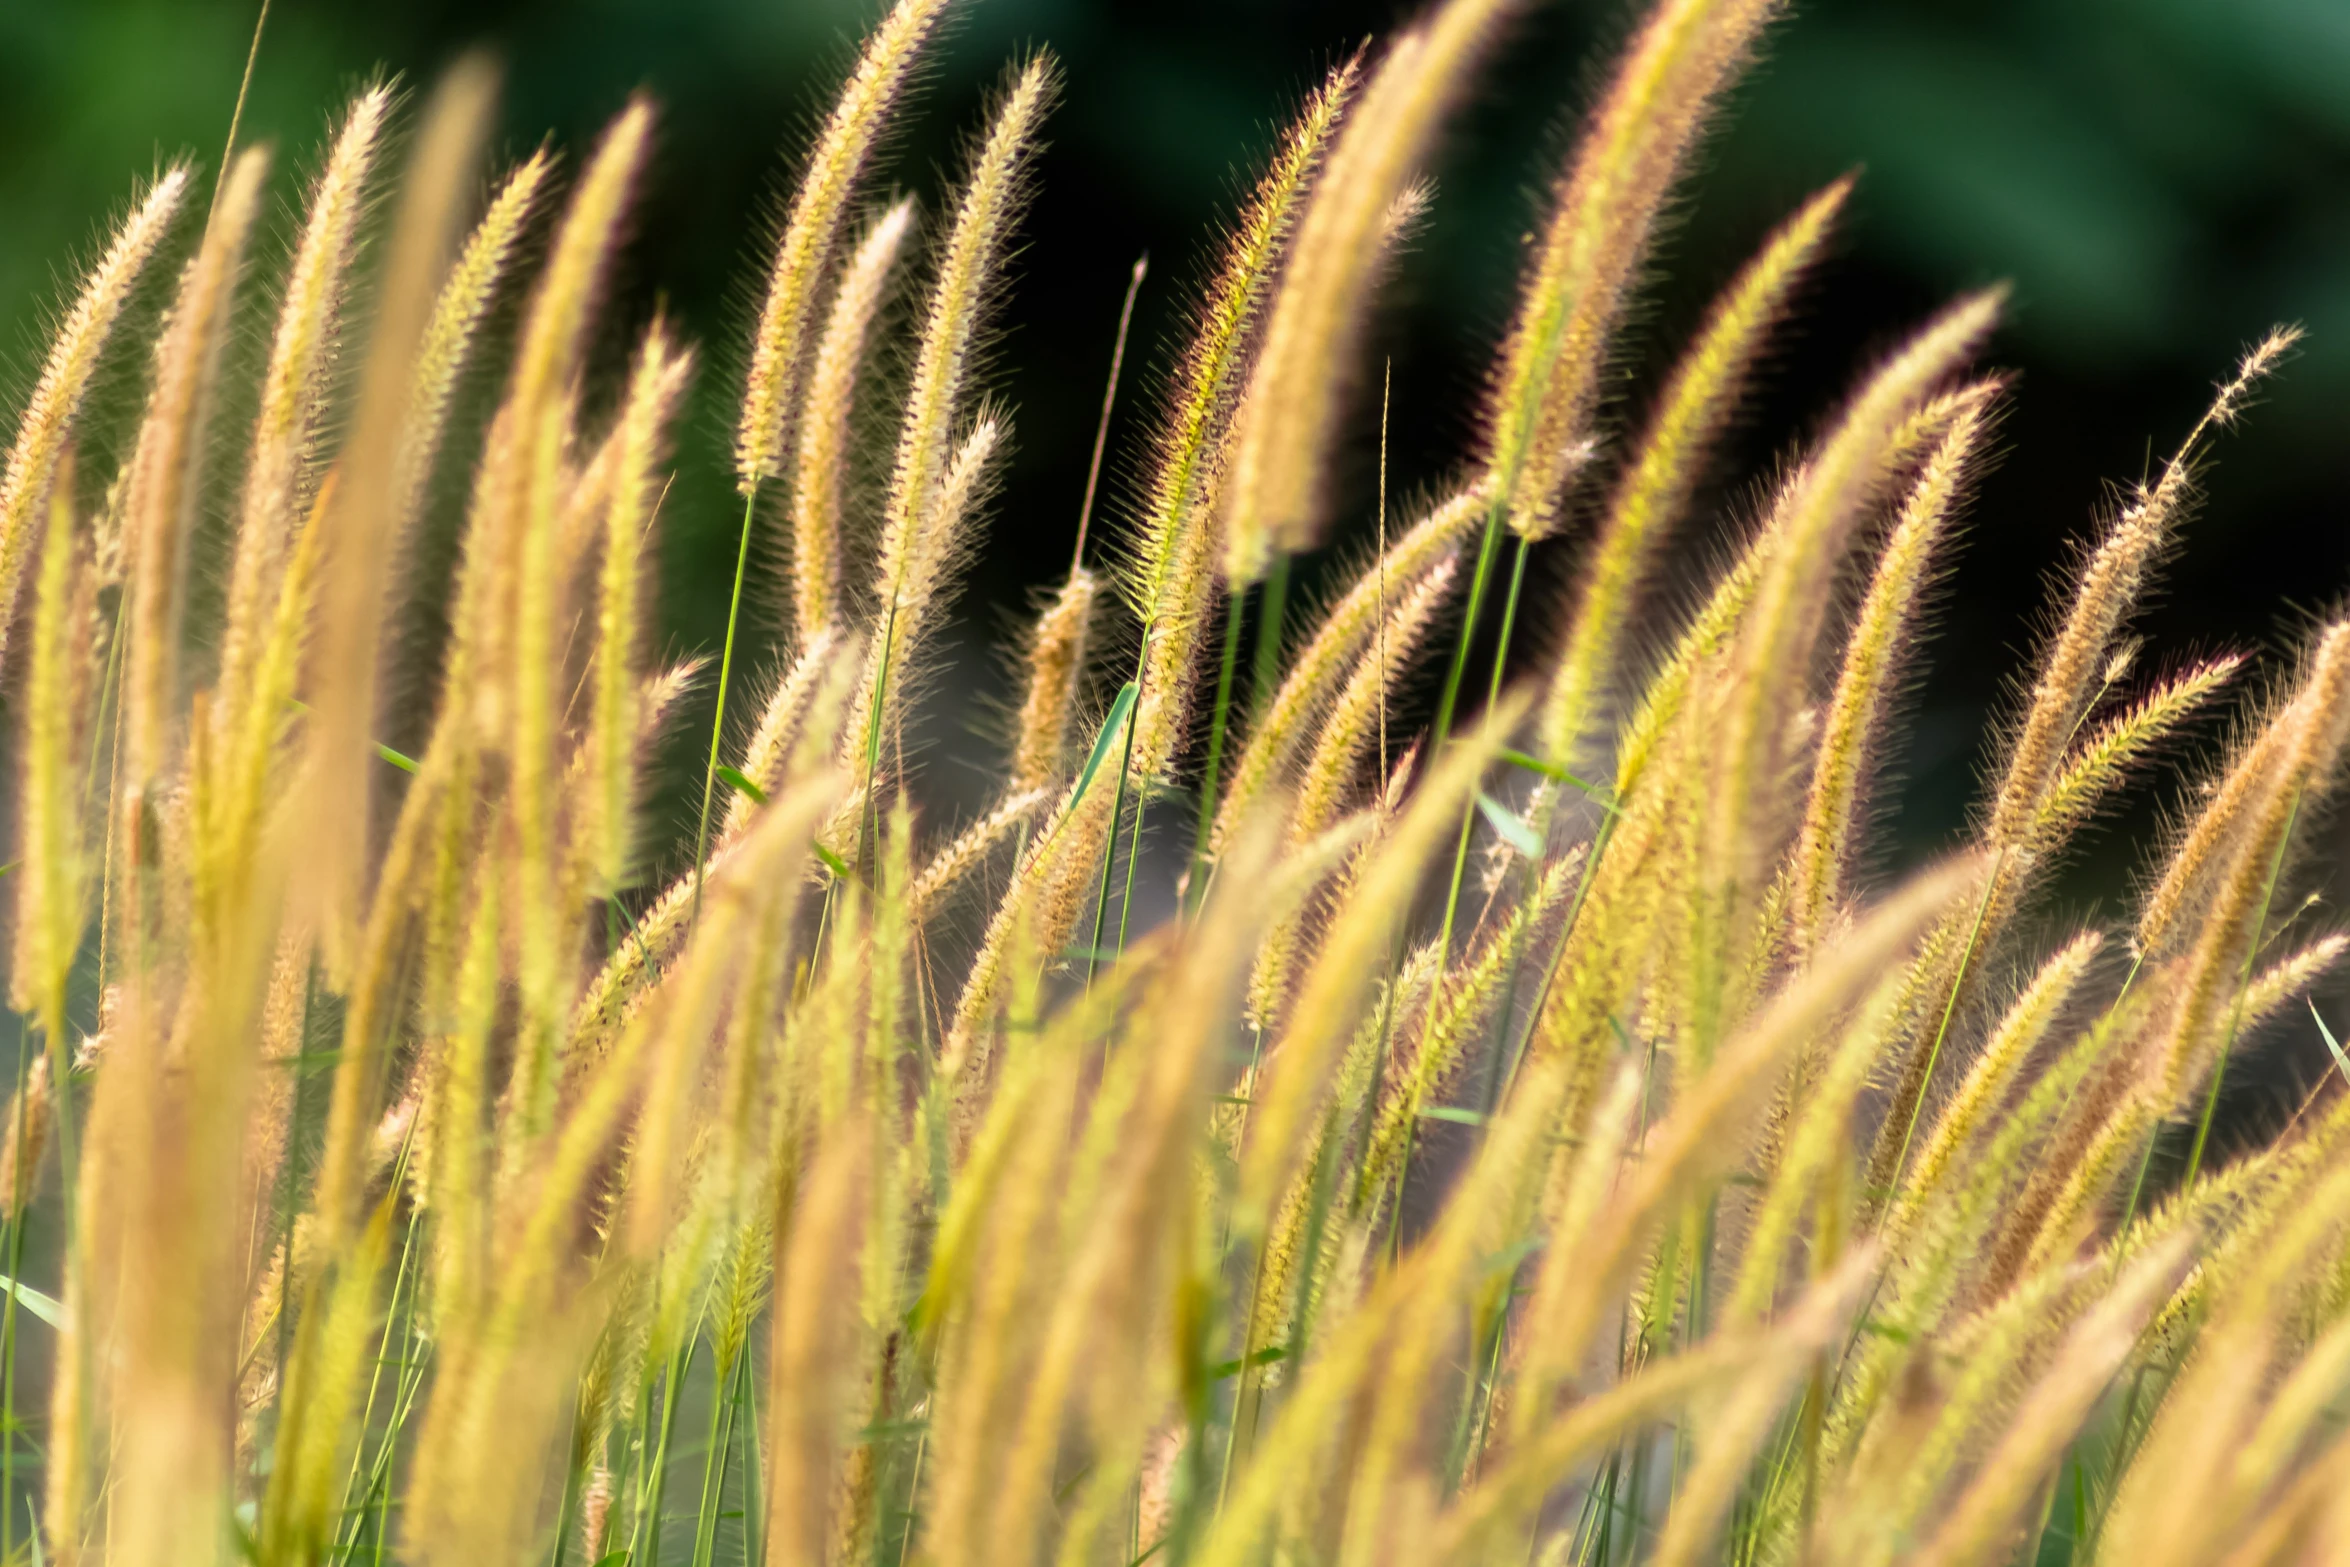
xmin=1236 ymin=694 xmax=1526 ymax=1234
xmin=296 ymin=65 xmax=499 ymax=975
xmin=513 ymin=100 xmax=652 ymax=417
xmin=790 ymin=197 xmax=914 ymax=642
xmin=12 ymin=466 xmax=99 ymax=1044
xmin=1537 ymin=175 xmax=1848 ymax=770
xmin=836 ymin=414 xmax=1006 ymax=850
xmin=0 ymin=165 xmax=191 ymax=684
xmin=2137 ymin=632 xmax=2348 ymax=968
xmin=0 ymin=1040 xmax=52 ymax=1222
xmin=495 ymin=99 xmax=655 ymax=1137
xmin=25 ymin=9 xmax=2350 ymax=1563
xmin=910 ymin=788 xmax=1048 ymax=922
xmin=1704 ymin=291 xmax=2000 ymax=948
xmin=218 ymin=86 xmax=391 ymax=724
xmin=869 ymin=58 xmax=1052 ymax=621
xmin=1292 ymin=555 xmax=1456 ymax=844
xmin=1785 ymin=397 xmax=1988 ymax=956
xmin=1010 ymin=566 xmax=1099 ymax=793
xmin=1221 ymin=0 xmax=1516 ymax=581
xmin=1987 ymin=333 xmax=2295 ymax=853
xmin=1886 ymin=929 xmax=2104 ymax=1244
xmin=1210 ymin=482 xmax=1485 ymax=856
xmin=389 ymin=146 xmax=553 ymax=550
xmin=1123 ymin=54 xmax=1361 ymax=780
xmin=124 ymin=146 xmax=271 ymax=791
xmin=1487 ymin=0 xmax=1786 ymax=541
xmin=723 ymin=623 xmax=852 ymax=844
xmin=590 ymin=320 xmax=696 ymax=893
xmin=1725 ymin=973 xmax=1905 ymax=1327
xmin=2145 ymin=623 xmax=2350 ymax=1104
xmin=2031 ymin=653 xmax=2243 ymax=854
xmin=737 ymin=0 xmax=955 ymax=492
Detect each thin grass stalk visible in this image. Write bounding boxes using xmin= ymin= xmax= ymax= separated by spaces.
xmin=1068 ymin=252 xmax=1148 ymax=572
xmin=1429 ymin=531 xmax=1532 ymax=967
xmin=0 ymin=1043 xmax=40 ymax=1566
xmin=1186 ymin=601 xmax=1248 ymax=899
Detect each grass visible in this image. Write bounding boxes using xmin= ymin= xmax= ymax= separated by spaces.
xmin=0 ymin=0 xmax=2344 ymax=1563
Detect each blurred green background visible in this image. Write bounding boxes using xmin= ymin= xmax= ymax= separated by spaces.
xmin=1 ymin=0 xmax=2346 ymax=953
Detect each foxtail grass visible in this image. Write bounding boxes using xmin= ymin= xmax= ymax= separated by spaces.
xmin=0 ymin=7 xmax=2346 ymax=1567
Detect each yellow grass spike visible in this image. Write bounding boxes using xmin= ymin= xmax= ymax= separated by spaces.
xmin=0 ymin=165 xmax=190 ymax=680
xmin=1222 ymin=0 xmax=1515 ymax=581
xmin=738 ymin=0 xmax=956 ymax=492
xmin=1490 ymin=0 xmax=1788 ymax=541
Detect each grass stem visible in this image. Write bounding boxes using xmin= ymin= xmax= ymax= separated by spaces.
xmin=692 ymin=484 xmax=764 ymax=926
xmin=1184 ymin=594 xmax=1248 ymax=908
xmin=1429 ymin=499 xmax=1513 ymax=962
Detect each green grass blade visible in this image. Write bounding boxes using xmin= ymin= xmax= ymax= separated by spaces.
xmin=1473 ymin=791 xmax=1542 ymax=860
xmin=2314 ymin=999 xmax=2350 ymax=1085
xmin=0 ymin=1277 xmax=61 ymax=1334
xmin=1074 ymin=681 xmax=1140 ymax=811
xmin=713 ymin=765 xmax=766 ymax=806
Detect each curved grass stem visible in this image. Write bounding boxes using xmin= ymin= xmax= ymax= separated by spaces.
xmin=1883 ymin=847 xmax=2007 ymax=1196
xmin=629 ymin=1327 xmax=701 ymax=1567
xmin=693 ymin=484 xmax=764 ymax=925
xmin=1184 ymin=595 xmax=1248 ymax=908
xmin=688 ymin=1346 xmax=746 ymax=1567
xmin=1084 ymin=686 xmax=1144 ymax=987
xmin=1428 ymin=499 xmax=1513 ymax=962
xmin=0 ymin=1041 xmax=30 ymax=1563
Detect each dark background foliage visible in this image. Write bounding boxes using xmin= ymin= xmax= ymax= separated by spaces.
xmin=4 ymin=0 xmax=2349 ymax=1102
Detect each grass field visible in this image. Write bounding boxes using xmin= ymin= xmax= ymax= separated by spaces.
xmin=0 ymin=0 xmax=2346 ymax=1563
